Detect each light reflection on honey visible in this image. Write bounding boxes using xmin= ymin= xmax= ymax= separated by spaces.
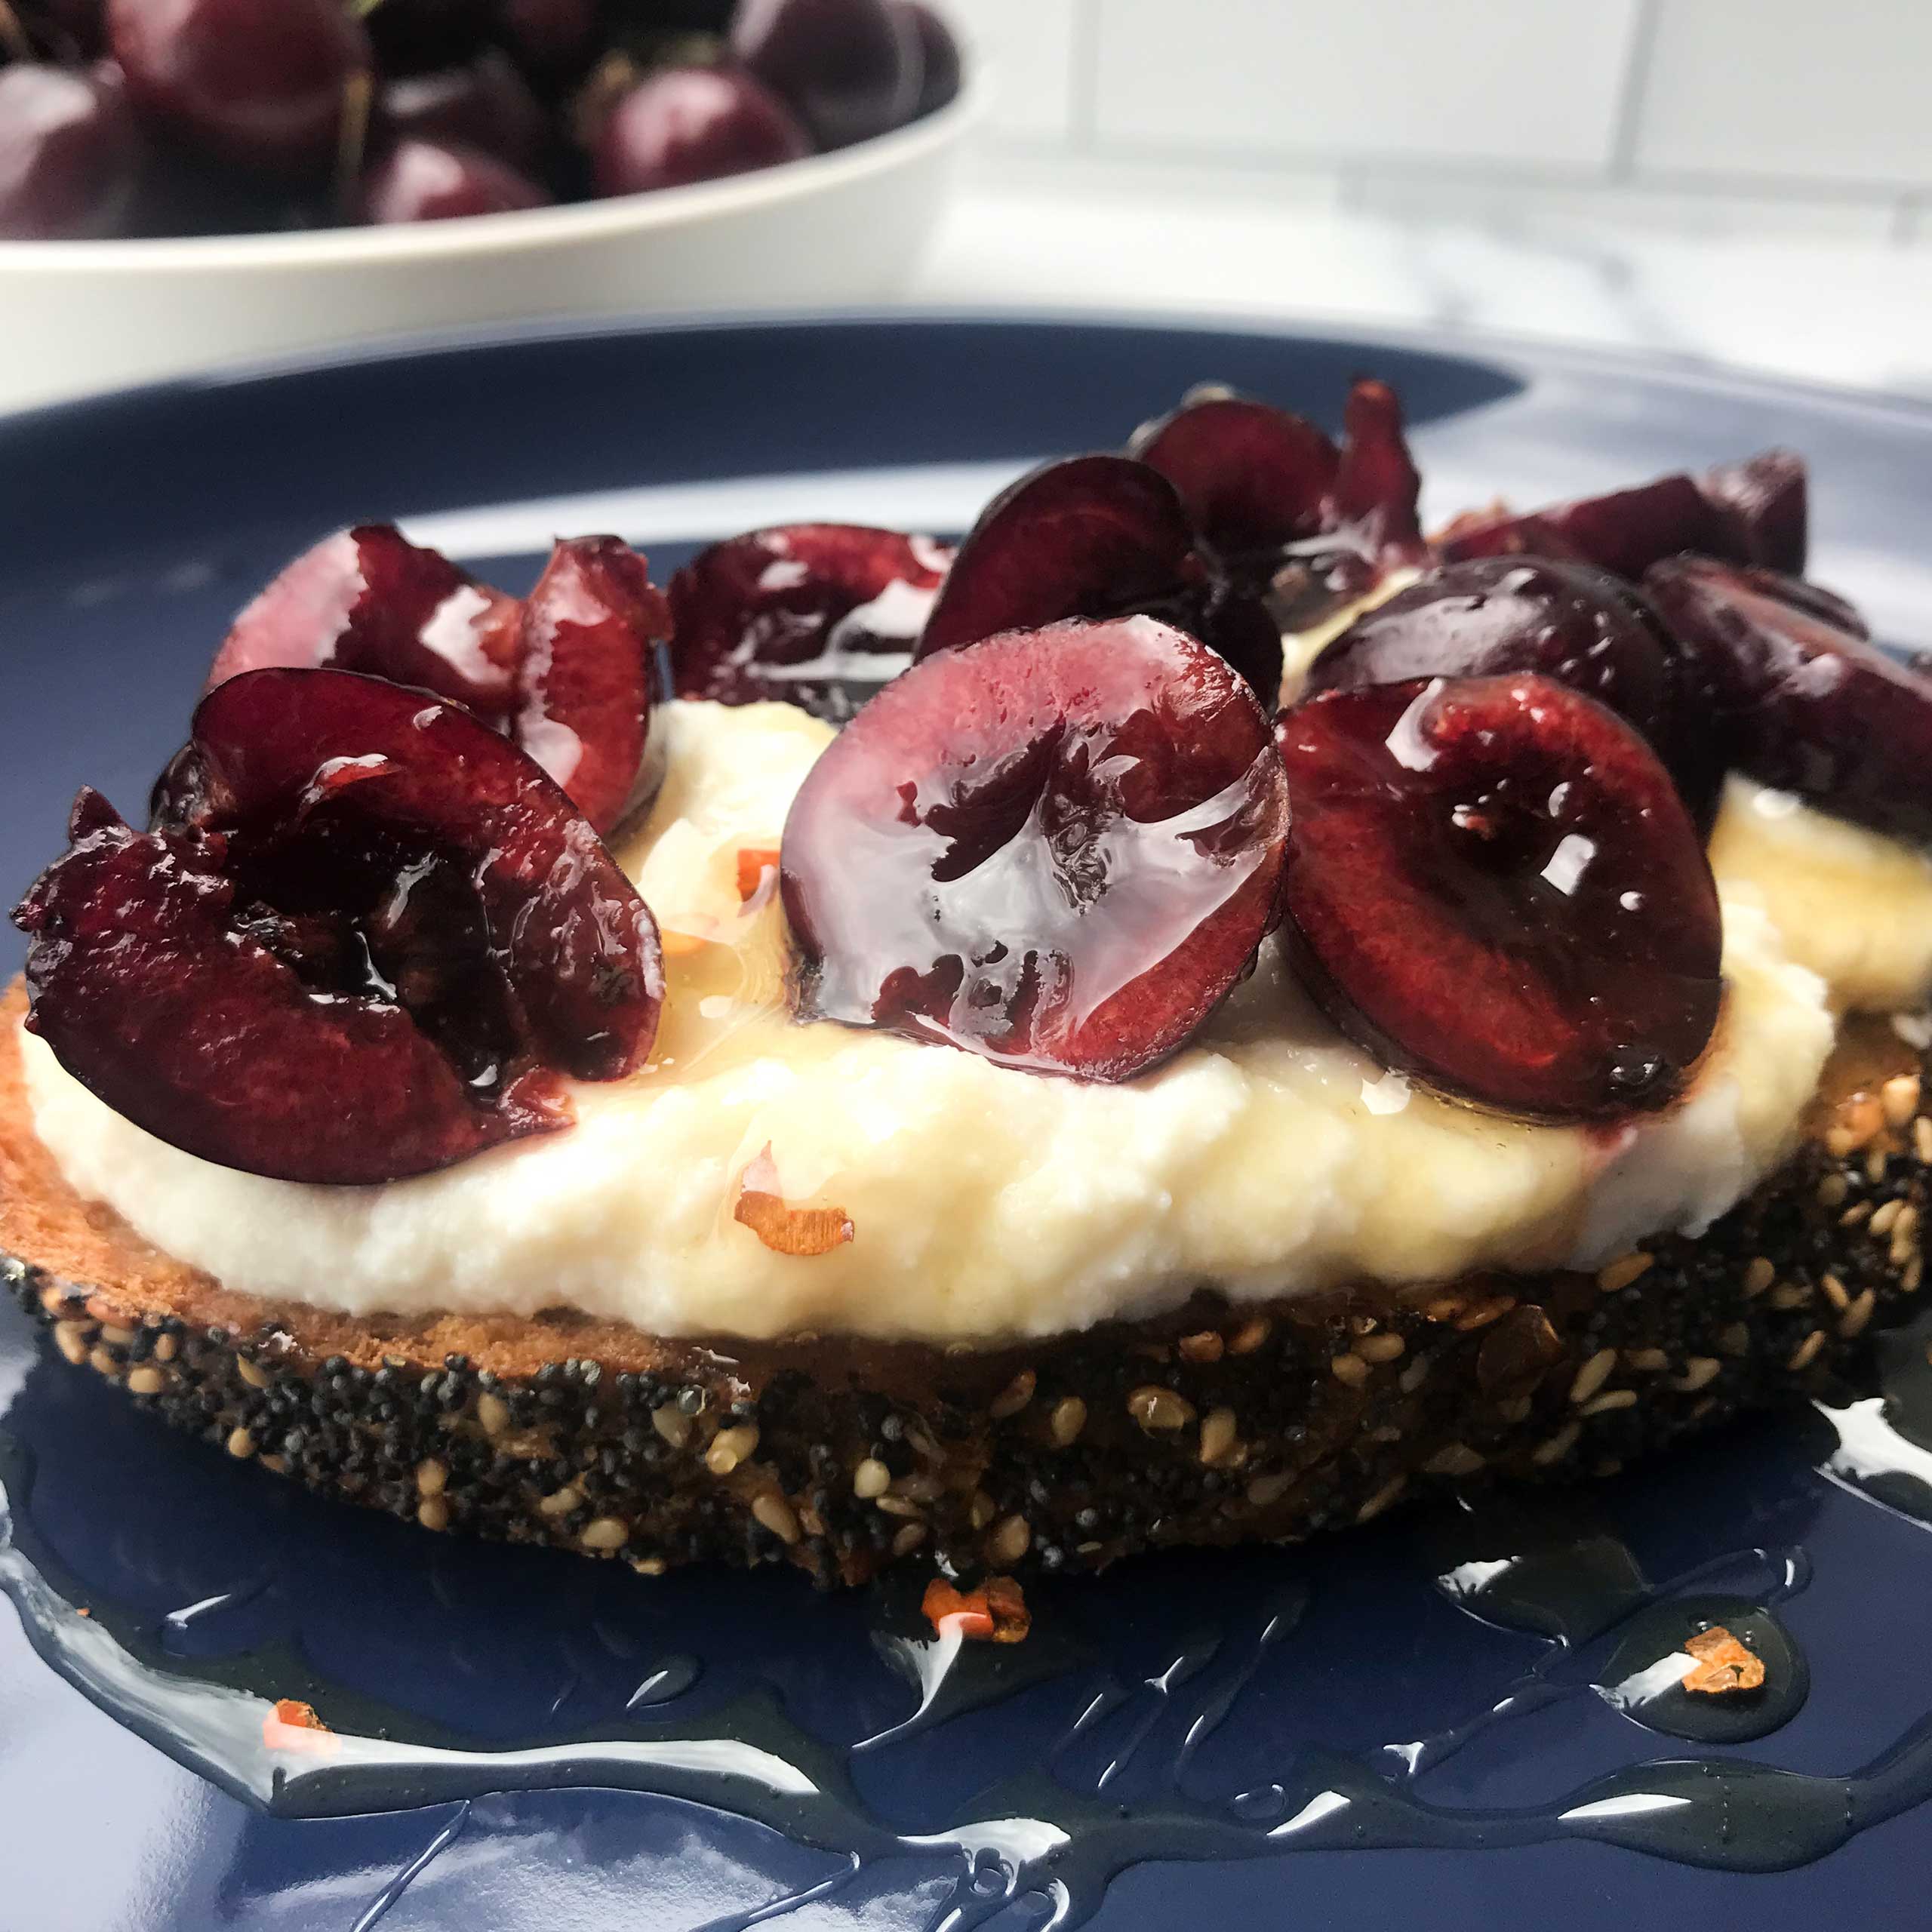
xmin=641 ymin=879 xmax=803 ymax=1084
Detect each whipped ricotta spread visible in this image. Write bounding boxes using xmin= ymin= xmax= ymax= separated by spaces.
xmin=20 ymin=699 xmax=1926 ymax=1347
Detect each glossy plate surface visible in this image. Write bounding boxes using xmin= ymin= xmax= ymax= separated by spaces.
xmin=4 ymin=315 xmax=1932 ymax=1930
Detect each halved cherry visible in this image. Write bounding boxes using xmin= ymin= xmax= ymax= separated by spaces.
xmin=1275 ymin=674 xmax=1721 ymax=1121
xmin=912 ymin=455 xmax=1285 ymax=702
xmin=19 ymin=669 xmax=664 ymax=1183
xmin=1129 ymin=393 xmax=1340 ymax=562
xmin=1700 ymin=451 xmax=1807 ymax=576
xmin=208 ymin=523 xmax=523 ymax=721
xmin=1643 ymin=555 xmax=1932 ymax=841
xmin=1301 ymin=555 xmax=1720 ymax=829
xmin=1130 ymin=378 xmax=1425 ymax=574
xmin=1326 ymin=377 xmax=1427 ymax=565
xmin=668 ymin=521 xmax=951 ymax=723
xmin=1438 ymin=449 xmax=1808 ymax=580
xmin=212 ymin=526 xmax=672 ymax=834
xmin=916 ymin=456 xmax=1194 ymax=658
xmin=515 ymin=534 xmax=672 ymax=834
xmin=782 ymin=617 xmax=1290 ymax=1080
xmin=1143 ymin=572 xmax=1287 ymax=708
xmin=16 ymin=794 xmax=548 ymax=1182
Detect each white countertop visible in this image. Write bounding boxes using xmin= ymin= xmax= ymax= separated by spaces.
xmin=911 ymin=173 xmax=1932 ymax=399
xmin=8 ymin=167 xmax=1932 ymax=414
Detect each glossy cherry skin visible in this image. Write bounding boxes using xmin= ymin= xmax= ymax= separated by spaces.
xmin=782 ymin=617 xmax=1291 ymax=1081
xmin=1303 ymin=555 xmax=1719 ymax=829
xmin=208 ymin=525 xmax=524 ymax=722
xmin=1275 ymin=674 xmax=1722 ymax=1122
xmin=106 ymin=0 xmax=371 ymax=177
xmin=17 ymin=792 xmax=545 ymax=1182
xmin=1131 ymin=392 xmax=1339 ymax=565
xmin=731 ymin=0 xmax=918 ymax=149
xmin=1327 ymin=377 xmax=1427 ymax=565
xmin=1643 ymin=555 xmax=1932 ymax=841
xmin=1439 ymin=450 xmax=1808 ymax=580
xmin=915 ymin=454 xmax=1284 ymax=702
xmin=1130 ymin=378 xmax=1425 ymax=577
xmin=0 ymin=60 xmax=140 ymax=237
xmin=1126 ymin=379 xmax=1426 ymax=645
xmin=669 ymin=522 xmax=949 ymax=722
xmin=514 ymin=534 xmax=673 ymax=834
xmin=178 ymin=669 xmax=663 ymax=1080
xmin=23 ymin=672 xmax=663 ymax=1182
xmin=381 ymin=50 xmax=549 ymax=173
xmin=916 ymin=456 xmax=1193 ymax=657
xmin=1701 ymin=451 xmax=1807 ymax=575
xmin=593 ymin=65 xmax=810 ymax=196
xmin=360 ymin=136 xmax=550 ymax=221
xmin=895 ymin=0 xmax=959 ymax=116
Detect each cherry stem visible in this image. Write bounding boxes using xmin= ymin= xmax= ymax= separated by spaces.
xmin=334 ymin=67 xmax=375 ymax=222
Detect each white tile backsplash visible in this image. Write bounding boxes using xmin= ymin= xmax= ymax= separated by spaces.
xmin=1090 ymin=0 xmax=1641 ymax=171
xmin=947 ymin=0 xmax=1081 ymax=142
xmin=952 ymin=0 xmax=1932 ymax=242
xmin=1635 ymin=0 xmax=1932 ymax=188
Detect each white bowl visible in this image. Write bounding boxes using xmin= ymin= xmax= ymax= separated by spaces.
xmin=0 ymin=75 xmax=980 ymax=417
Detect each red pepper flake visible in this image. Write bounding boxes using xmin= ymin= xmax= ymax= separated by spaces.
xmin=734 ymin=1144 xmax=854 ymax=1257
xmin=737 ymin=847 xmax=782 ymax=902
xmin=922 ymin=1574 xmax=1031 ymax=1644
xmin=262 ymin=1697 xmax=339 ymax=1755
xmin=1681 ymin=1625 xmax=1766 ymax=1696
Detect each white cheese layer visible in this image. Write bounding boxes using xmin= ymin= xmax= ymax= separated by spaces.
xmin=25 ymin=698 xmax=1920 ymax=1346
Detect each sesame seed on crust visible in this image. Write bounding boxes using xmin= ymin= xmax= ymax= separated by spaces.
xmin=0 ymin=994 xmax=1927 ymax=1586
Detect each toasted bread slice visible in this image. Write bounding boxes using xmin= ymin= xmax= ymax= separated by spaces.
xmin=2 ymin=982 xmax=1924 ymax=1586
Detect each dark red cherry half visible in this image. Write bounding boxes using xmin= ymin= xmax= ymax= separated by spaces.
xmin=514 ymin=535 xmax=672 ymax=835
xmin=21 ymin=672 xmax=663 ymax=1181
xmin=1438 ymin=449 xmax=1808 ymax=580
xmin=1143 ymin=572 xmax=1286 ymax=709
xmin=1302 ymin=555 xmax=1720 ymax=829
xmin=1129 ymin=394 xmax=1340 ymax=561
xmin=1700 ymin=450 xmax=1807 ymax=576
xmin=182 ymin=669 xmax=663 ymax=1078
xmin=669 ymin=522 xmax=951 ymax=724
xmin=15 ymin=793 xmax=546 ymax=1183
xmin=781 ymin=617 xmax=1290 ymax=1081
xmin=1642 ymin=555 xmax=1932 ymax=841
xmin=915 ymin=456 xmax=1285 ymax=703
xmin=916 ymin=456 xmax=1194 ymax=659
xmin=1327 ymin=377 xmax=1427 ymax=565
xmin=209 ymin=525 xmax=524 ymax=722
xmin=1275 ymin=674 xmax=1722 ymax=1122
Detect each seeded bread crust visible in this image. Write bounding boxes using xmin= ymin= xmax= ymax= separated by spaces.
xmin=2 ymin=982 xmax=1926 ymax=1587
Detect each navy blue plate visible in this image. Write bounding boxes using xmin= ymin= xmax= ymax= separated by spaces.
xmin=5 ymin=315 xmax=1932 ymax=1931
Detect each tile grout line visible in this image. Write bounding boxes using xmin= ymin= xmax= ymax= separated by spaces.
xmin=1066 ymin=0 xmax=1103 ymax=152
xmin=1607 ymin=0 xmax=1666 ymax=183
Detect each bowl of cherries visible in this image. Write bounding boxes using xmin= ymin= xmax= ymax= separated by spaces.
xmin=0 ymin=0 xmax=974 ymax=412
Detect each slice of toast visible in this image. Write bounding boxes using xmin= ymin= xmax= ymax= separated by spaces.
xmin=2 ymin=982 xmax=1924 ymax=1586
